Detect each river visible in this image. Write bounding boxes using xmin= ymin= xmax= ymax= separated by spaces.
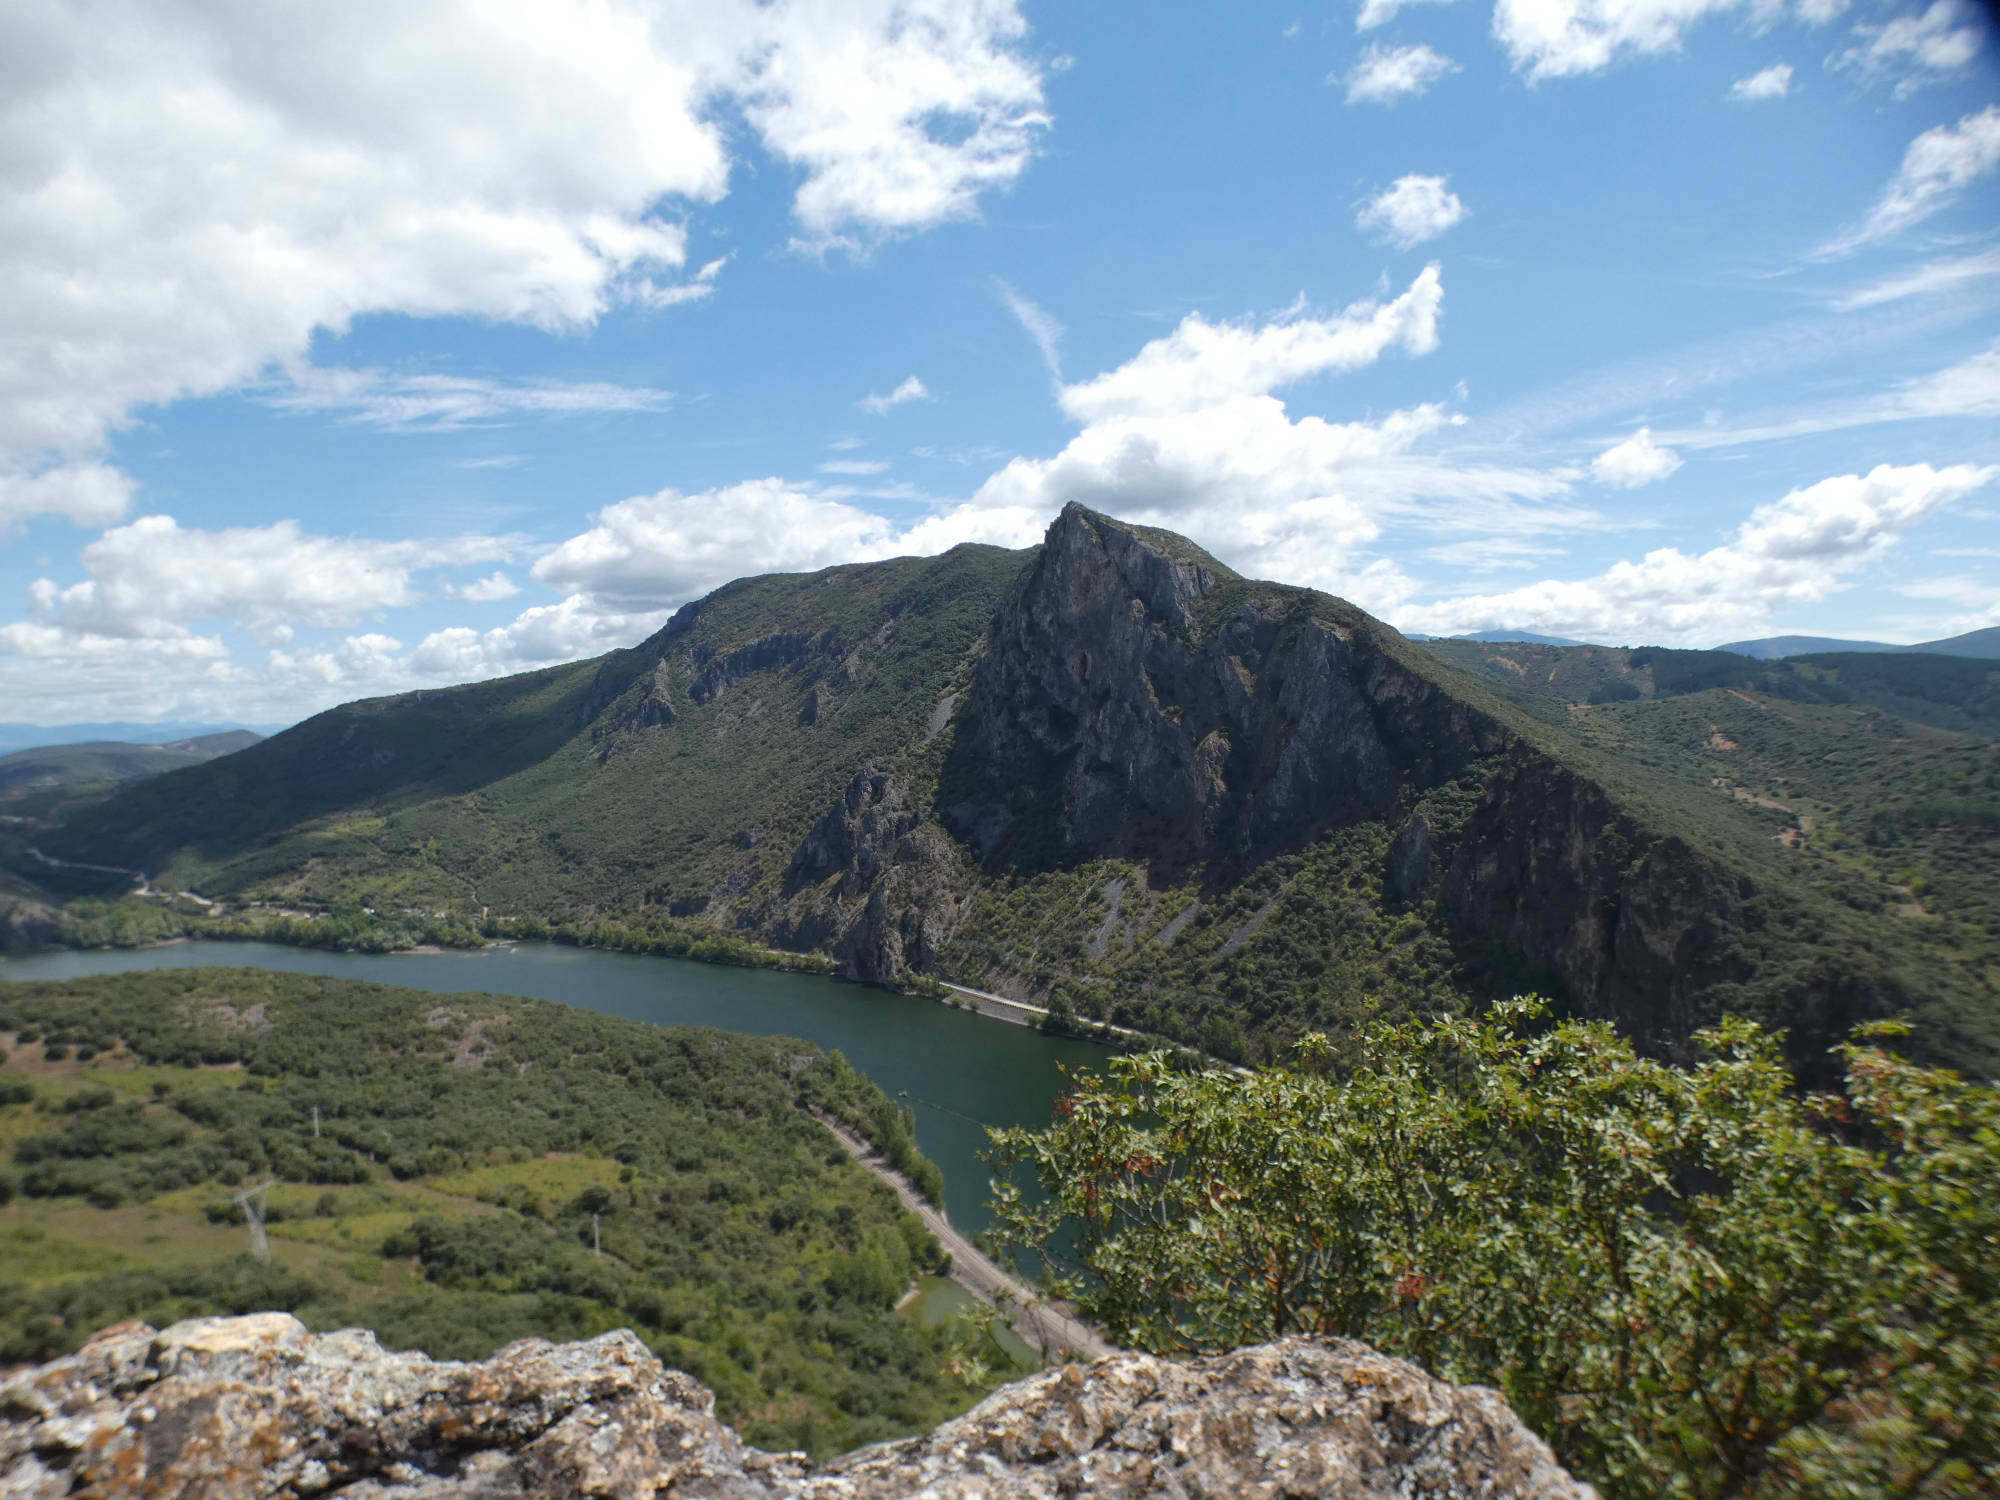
xmin=0 ymin=940 xmax=1109 ymax=1238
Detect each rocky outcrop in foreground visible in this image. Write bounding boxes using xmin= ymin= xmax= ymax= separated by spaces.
xmin=1 ymin=1314 xmax=1593 ymax=1499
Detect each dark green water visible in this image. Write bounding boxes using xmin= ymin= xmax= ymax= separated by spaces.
xmin=0 ymin=941 xmax=1108 ymax=1235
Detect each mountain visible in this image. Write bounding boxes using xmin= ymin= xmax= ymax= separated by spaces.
xmin=1720 ymin=627 xmax=2000 ymax=660
xmin=0 ymin=722 xmax=277 ymax=755
xmin=1904 ymin=625 xmax=2000 ymax=659
xmin=27 ymin=506 xmax=1996 ymax=1074
xmin=1451 ymin=629 xmax=1588 ymax=646
xmin=1718 ymin=634 xmax=1898 ymax=659
xmin=0 ymin=731 xmax=264 ymax=803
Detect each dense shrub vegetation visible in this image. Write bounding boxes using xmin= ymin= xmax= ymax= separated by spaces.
xmin=990 ymin=1002 xmax=1999 ymax=1498
xmin=0 ymin=969 xmax=1007 ymax=1456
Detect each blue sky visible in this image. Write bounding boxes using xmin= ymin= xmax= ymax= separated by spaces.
xmin=1 ymin=0 xmax=1996 ymax=728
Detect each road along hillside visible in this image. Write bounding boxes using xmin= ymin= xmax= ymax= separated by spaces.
xmin=809 ymin=1109 xmax=1115 ymax=1363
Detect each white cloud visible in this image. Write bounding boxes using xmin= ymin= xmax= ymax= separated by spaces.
xmin=0 ymin=462 xmax=137 ymax=529
xmin=1492 ymin=0 xmax=1841 ymax=83
xmin=858 ymin=376 xmax=933 ymax=414
xmin=1591 ymin=427 xmax=1683 ymax=487
xmin=1426 ymin=537 xmax=1568 ymax=570
xmin=1834 ymin=248 xmax=2000 ymax=309
xmin=444 ymin=572 xmax=521 ymax=603
xmin=1059 ymin=267 xmax=1444 ymax=422
xmin=19 ymin=515 xmax=510 ymax=651
xmin=0 ymin=623 xmax=229 ymax=663
xmin=0 ymin=0 xmax=1046 ymax=495
xmin=632 ymin=254 xmax=730 ymax=308
xmin=997 ymin=281 xmax=1066 ymax=381
xmin=1655 ymin=339 xmax=2000 ymax=449
xmin=1728 ymin=63 xmax=1793 ymax=100
xmin=531 ymin=478 xmax=911 ymax=612
xmin=1835 ymin=0 xmax=1984 ymax=95
xmin=740 ymin=0 xmax=1048 ymax=248
xmin=1344 ymin=44 xmax=1458 ymax=104
xmin=517 ymin=269 xmax=1565 ymax=647
xmin=1818 ymin=105 xmax=2000 ymax=257
xmin=1399 ymin=462 xmax=1997 ymax=643
xmin=263 ymin=369 xmax=675 ymax=431
xmin=820 ymin=459 xmax=893 ymax=474
xmin=1899 ymin=341 xmax=2000 ymax=419
xmin=1356 ymin=0 xmax=1458 ymax=32
xmin=957 ymin=267 xmax=1585 ymax=596
xmin=1356 ymin=176 xmax=1469 ymax=248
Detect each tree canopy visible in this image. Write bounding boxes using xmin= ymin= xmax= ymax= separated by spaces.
xmin=988 ymin=1001 xmax=2000 ymax=1498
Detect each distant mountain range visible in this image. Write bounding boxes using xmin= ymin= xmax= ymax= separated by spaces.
xmin=0 ymin=722 xmax=280 ymax=756
xmin=1717 ymin=626 xmax=2000 ymax=660
xmin=0 ymin=731 xmax=265 ymax=800
xmin=1403 ymin=630 xmax=1590 ymax=647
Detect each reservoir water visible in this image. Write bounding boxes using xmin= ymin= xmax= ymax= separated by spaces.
xmin=0 ymin=941 xmax=1109 ymax=1237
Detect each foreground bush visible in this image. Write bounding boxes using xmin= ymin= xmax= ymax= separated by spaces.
xmin=989 ymin=1001 xmax=1998 ymax=1498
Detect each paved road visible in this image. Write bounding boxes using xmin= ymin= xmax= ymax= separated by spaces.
xmin=810 ymin=1108 xmax=1117 ymax=1364
xmin=938 ymin=981 xmax=1153 ymax=1048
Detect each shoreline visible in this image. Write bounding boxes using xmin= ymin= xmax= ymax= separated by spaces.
xmin=4 ymin=929 xmax=1142 ymax=1050
xmin=810 ymin=1107 xmax=1115 ymax=1365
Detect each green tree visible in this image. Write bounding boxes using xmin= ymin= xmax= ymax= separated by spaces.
xmin=988 ymin=1001 xmax=2000 ymax=1498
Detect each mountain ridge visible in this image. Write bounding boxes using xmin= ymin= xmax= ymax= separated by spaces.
xmin=17 ymin=505 xmax=1994 ymax=1073
xmin=1719 ymin=626 xmax=2000 ymax=660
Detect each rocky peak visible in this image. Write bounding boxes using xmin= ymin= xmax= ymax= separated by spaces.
xmin=1 ymin=1314 xmax=1594 ymax=1498
xmin=946 ymin=505 xmax=1505 ymax=872
xmin=1039 ymin=503 xmax=1235 ymax=637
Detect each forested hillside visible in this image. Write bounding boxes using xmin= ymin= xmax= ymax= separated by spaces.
xmin=0 ymin=969 xmax=1010 ymax=1457
xmin=19 ymin=507 xmax=1997 ymax=1076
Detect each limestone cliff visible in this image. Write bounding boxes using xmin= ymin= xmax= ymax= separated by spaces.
xmin=0 ymin=1314 xmax=1594 ymax=1499
xmin=912 ymin=505 xmax=1859 ymax=1057
xmin=944 ymin=506 xmax=1508 ymax=874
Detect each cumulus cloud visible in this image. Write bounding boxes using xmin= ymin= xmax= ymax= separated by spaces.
xmin=0 ymin=0 xmax=1046 ymax=497
xmin=511 ymin=269 xmax=1556 ymax=646
xmin=1344 ymin=44 xmax=1458 ymax=104
xmin=1355 ymin=176 xmax=1469 ymax=249
xmin=531 ymin=478 xmax=915 ymax=612
xmin=444 ymin=572 xmax=521 ymax=603
xmin=1356 ymin=0 xmax=1458 ymax=32
xmin=1493 ymin=0 xmax=1842 ymax=83
xmin=1835 ymin=0 xmax=1984 ymax=94
xmin=14 ymin=516 xmax=510 ymax=654
xmin=858 ymin=376 xmax=933 ymax=414
xmin=1591 ymin=427 xmax=1683 ymax=487
xmin=1059 ymin=268 xmax=1444 ymax=422
xmin=739 ymin=1 xmax=1047 ymax=247
xmin=1729 ymin=63 xmax=1794 ymax=99
xmin=1399 ymin=462 xmax=1996 ymax=643
xmin=0 ymin=462 xmax=137 ymax=529
xmin=956 ymin=268 xmax=1588 ymax=598
xmin=1818 ymin=106 xmax=2000 ymax=257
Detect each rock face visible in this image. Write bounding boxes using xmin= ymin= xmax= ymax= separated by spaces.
xmin=0 ymin=1314 xmax=1595 ymax=1499
xmin=772 ymin=768 xmax=965 ymax=979
xmin=0 ymin=899 xmax=64 ymax=952
xmin=946 ymin=506 xmax=1509 ymax=875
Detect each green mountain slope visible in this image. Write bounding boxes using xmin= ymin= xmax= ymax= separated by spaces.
xmin=0 ymin=731 xmax=263 ymax=805
xmin=30 ymin=507 xmax=1997 ymax=1075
